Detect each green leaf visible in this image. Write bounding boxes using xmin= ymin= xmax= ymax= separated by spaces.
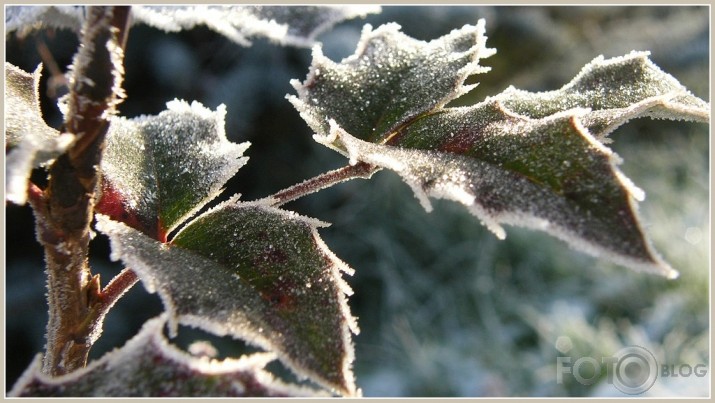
xmin=318 ymin=110 xmax=676 ymax=278
xmin=290 ymin=22 xmax=710 ymax=278
xmin=5 ymin=62 xmax=73 ymax=205
xmin=5 ymin=6 xmax=85 ymax=38
xmin=494 ymin=51 xmax=709 ymax=140
xmin=95 ymin=203 xmax=358 ymax=396
xmin=289 ymin=21 xmax=495 ymax=143
xmin=10 ymin=315 xmax=326 ymax=397
xmin=97 ymin=100 xmax=249 ymax=241
xmin=245 ymin=5 xmax=382 ymax=47
xmin=131 ymin=5 xmax=381 ymax=47
xmin=6 ymin=5 xmax=381 ymax=48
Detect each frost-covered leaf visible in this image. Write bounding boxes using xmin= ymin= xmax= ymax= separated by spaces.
xmin=290 ymin=22 xmax=710 ymax=277
xmin=96 ymin=100 xmax=249 ymax=241
xmin=5 ymin=63 xmax=73 ymax=205
xmin=5 ymin=63 xmax=57 ymax=149
xmin=289 ymin=21 xmax=495 ymax=143
xmin=131 ymin=5 xmax=380 ymax=47
xmin=95 ymin=203 xmax=358 ymax=396
xmin=10 ymin=315 xmax=326 ymax=397
xmin=5 ymin=5 xmax=85 ymax=38
xmin=319 ymin=111 xmax=675 ymax=278
xmin=133 ymin=5 xmax=380 ymax=47
xmin=494 ymin=51 xmax=710 ymax=140
xmin=246 ymin=5 xmax=382 ymax=47
xmin=6 ymin=5 xmax=380 ymax=47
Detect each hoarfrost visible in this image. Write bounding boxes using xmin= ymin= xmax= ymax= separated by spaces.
xmin=493 ymin=51 xmax=709 ymax=139
xmin=320 ymin=120 xmax=677 ymax=278
xmin=133 ymin=5 xmax=379 ymax=47
xmin=59 ymin=6 xmax=127 ymax=127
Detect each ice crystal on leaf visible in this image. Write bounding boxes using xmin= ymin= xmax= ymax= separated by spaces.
xmin=10 ymin=315 xmax=326 ymax=397
xmin=94 ymin=93 xmax=357 ymax=396
xmin=290 ymin=22 xmax=710 ymax=278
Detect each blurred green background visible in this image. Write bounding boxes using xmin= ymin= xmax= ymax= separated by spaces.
xmin=5 ymin=6 xmax=709 ymax=397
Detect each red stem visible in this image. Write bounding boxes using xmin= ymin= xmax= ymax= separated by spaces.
xmin=269 ymin=161 xmax=379 ymax=207
xmin=97 ymin=268 xmax=139 ymax=316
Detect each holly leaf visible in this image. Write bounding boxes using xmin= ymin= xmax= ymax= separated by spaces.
xmin=10 ymin=315 xmax=326 ymax=397
xmin=5 ymin=5 xmax=85 ymax=38
xmin=6 ymin=5 xmax=379 ymax=48
xmin=289 ymin=21 xmax=710 ymax=278
xmin=493 ymin=51 xmax=710 ymax=140
xmin=132 ymin=5 xmax=381 ymax=47
xmin=95 ymin=202 xmax=359 ymax=396
xmin=289 ymin=21 xmax=495 ymax=143
xmin=5 ymin=62 xmax=73 ymax=205
xmin=245 ymin=5 xmax=382 ymax=47
xmin=97 ymin=100 xmax=249 ymax=242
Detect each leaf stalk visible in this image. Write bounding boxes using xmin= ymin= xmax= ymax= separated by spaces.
xmin=268 ymin=161 xmax=379 ymax=207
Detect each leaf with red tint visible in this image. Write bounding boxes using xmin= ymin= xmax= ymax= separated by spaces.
xmin=96 ymin=201 xmax=359 ymax=396
xmin=99 ymin=99 xmax=249 ymax=241
xmin=290 ymin=21 xmax=709 ymax=278
xmin=10 ymin=315 xmax=326 ymax=397
xmin=96 ymin=181 xmax=160 ymax=241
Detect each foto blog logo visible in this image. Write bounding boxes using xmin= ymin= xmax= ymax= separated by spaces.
xmin=555 ymin=337 xmax=708 ymax=395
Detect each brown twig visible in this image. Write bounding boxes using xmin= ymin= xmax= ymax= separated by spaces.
xmin=36 ymin=6 xmax=131 ymax=377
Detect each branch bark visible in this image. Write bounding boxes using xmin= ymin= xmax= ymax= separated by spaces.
xmin=33 ymin=6 xmax=131 ymax=377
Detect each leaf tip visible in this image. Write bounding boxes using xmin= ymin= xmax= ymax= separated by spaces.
xmin=665 ymin=268 xmax=680 ymax=280
xmin=640 ymin=258 xmax=680 ymax=280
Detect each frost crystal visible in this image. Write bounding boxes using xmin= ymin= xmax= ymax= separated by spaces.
xmin=289 ymin=20 xmax=495 ymax=143
xmin=321 ymin=118 xmax=677 ymax=278
xmin=493 ymin=51 xmax=709 ymax=139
